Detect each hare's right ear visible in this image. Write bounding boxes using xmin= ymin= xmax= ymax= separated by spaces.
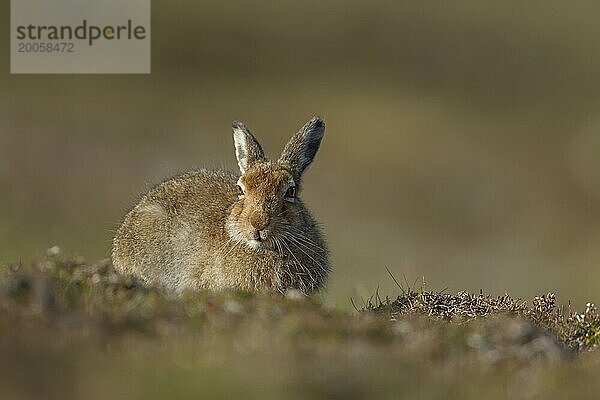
xmin=279 ymin=116 xmax=325 ymax=180
xmin=232 ymin=121 xmax=265 ymax=173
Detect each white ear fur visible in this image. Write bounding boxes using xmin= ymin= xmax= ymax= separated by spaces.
xmin=232 ymin=121 xmax=265 ymax=173
xmin=233 ymin=126 xmax=250 ymax=173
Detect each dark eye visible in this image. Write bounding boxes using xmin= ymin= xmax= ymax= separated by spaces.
xmin=285 ymin=186 xmax=296 ymax=199
xmin=237 ymin=184 xmax=244 ymax=197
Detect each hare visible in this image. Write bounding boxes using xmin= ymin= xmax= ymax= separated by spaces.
xmin=112 ymin=116 xmax=330 ymax=295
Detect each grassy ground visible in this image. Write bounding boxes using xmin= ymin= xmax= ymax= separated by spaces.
xmin=1 ymin=251 xmax=599 ymax=399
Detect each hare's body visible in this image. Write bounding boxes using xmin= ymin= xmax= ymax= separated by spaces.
xmin=112 ymin=117 xmax=330 ymax=294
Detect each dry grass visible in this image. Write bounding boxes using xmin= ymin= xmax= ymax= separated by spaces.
xmin=364 ymin=269 xmax=600 ymax=351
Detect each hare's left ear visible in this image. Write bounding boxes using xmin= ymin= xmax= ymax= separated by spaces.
xmin=279 ymin=116 xmax=325 ymax=179
xmin=232 ymin=121 xmax=265 ymax=173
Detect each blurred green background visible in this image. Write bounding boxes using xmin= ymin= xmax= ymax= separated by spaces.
xmin=2 ymin=1 xmax=600 ymax=308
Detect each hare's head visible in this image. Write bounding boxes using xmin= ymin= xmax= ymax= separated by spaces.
xmin=226 ymin=116 xmax=325 ymax=250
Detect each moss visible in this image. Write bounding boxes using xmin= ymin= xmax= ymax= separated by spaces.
xmin=1 ymin=253 xmax=599 ymax=399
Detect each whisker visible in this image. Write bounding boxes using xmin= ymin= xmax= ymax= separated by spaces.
xmin=216 ymin=236 xmax=233 ymax=256
xmin=284 ymin=234 xmax=326 ymax=282
xmin=280 ymin=237 xmax=315 ymax=292
xmin=222 ymin=238 xmax=242 ymax=259
xmin=276 ymin=223 xmax=325 ymax=251
xmin=289 ymin=229 xmax=324 ymax=249
xmin=287 ymin=232 xmax=322 ymax=251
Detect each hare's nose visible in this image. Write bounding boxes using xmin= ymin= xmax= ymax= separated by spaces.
xmin=249 ymin=210 xmax=270 ymax=231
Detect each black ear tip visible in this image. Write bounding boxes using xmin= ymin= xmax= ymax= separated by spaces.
xmin=309 ymin=116 xmax=325 ymax=129
xmin=232 ymin=120 xmax=246 ymax=130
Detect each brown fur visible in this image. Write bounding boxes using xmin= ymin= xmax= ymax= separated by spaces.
xmin=112 ymin=117 xmax=330 ymax=295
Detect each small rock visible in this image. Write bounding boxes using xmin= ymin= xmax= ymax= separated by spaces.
xmin=47 ymin=246 xmax=61 ymax=257
xmin=224 ymin=300 xmax=244 ymax=315
xmin=392 ymin=320 xmax=412 ymax=336
xmin=285 ymin=289 xmax=305 ymax=301
xmin=91 ymin=273 xmax=102 ymax=285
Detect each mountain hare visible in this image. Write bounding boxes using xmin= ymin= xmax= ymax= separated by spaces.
xmin=112 ymin=117 xmax=330 ymax=295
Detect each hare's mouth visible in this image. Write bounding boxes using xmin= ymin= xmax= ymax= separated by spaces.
xmin=237 ymin=237 xmax=276 ymax=252
xmin=225 ymin=221 xmax=271 ymax=251
xmin=244 ymin=234 xmax=281 ymax=251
